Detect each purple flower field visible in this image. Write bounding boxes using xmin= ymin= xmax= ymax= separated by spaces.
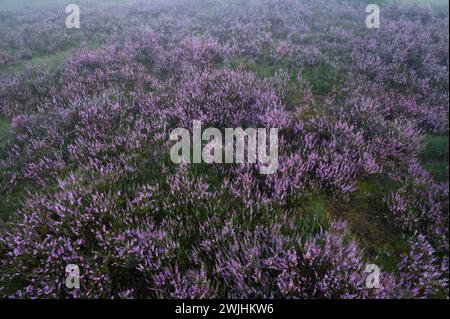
xmin=0 ymin=0 xmax=448 ymax=299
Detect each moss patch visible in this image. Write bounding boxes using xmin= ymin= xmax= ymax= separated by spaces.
xmin=421 ymin=134 xmax=449 ymax=182
xmin=0 ymin=118 xmax=11 ymax=143
xmin=328 ymin=178 xmax=408 ymax=270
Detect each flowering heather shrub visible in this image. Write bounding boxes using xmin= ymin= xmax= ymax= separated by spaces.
xmin=348 ymin=7 xmax=449 ymax=134
xmin=0 ymin=0 xmax=448 ymax=299
xmin=208 ymin=221 xmax=370 ymax=299
xmin=398 ymin=235 xmax=449 ymax=298
xmin=386 ymin=160 xmax=449 ymax=251
xmin=167 ymin=68 xmax=288 ymax=129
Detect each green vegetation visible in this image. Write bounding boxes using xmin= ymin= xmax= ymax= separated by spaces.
xmin=228 ymin=56 xmax=295 ymax=79
xmin=421 ymin=135 xmax=449 ymax=182
xmin=29 ymin=49 xmax=75 ymax=70
xmin=331 ymin=178 xmax=406 ymax=262
xmin=423 ymin=135 xmax=449 ymax=159
xmin=423 ymin=161 xmax=448 ymax=182
xmin=0 ymin=118 xmax=10 ymax=143
xmin=0 ymin=118 xmax=13 ymax=221
xmin=399 ymin=0 xmax=449 ymax=6
xmin=301 ymin=64 xmax=340 ymax=96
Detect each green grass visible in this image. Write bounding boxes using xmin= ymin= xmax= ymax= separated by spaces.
xmin=296 ymin=196 xmax=332 ymax=242
xmin=0 ymin=48 xmax=76 ymax=76
xmin=1 ymin=42 xmax=104 ymax=76
xmin=423 ymin=161 xmax=448 ymax=182
xmin=228 ymin=56 xmax=340 ymax=97
xmin=298 ymin=177 xmax=410 ymax=272
xmin=0 ymin=118 xmax=10 ymax=143
xmin=330 ymin=178 xmax=405 ymax=259
xmin=301 ymin=64 xmax=341 ymax=96
xmin=422 ymin=135 xmax=449 ymax=159
xmin=28 ymin=49 xmax=75 ymax=71
xmin=0 ymin=118 xmax=12 ymax=221
xmin=374 ymin=235 xmax=411 ymax=273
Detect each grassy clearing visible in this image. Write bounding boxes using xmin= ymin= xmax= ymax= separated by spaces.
xmin=0 ymin=118 xmax=12 ymax=221
xmin=422 ymin=135 xmax=449 ymax=159
xmin=0 ymin=48 xmax=76 ymax=76
xmin=423 ymin=161 xmax=448 ymax=182
xmin=295 ymin=177 xmax=410 ymax=272
xmin=301 ymin=65 xmax=341 ymax=96
xmin=228 ymin=56 xmax=295 ymax=79
xmin=1 ymin=41 xmax=105 ymax=76
xmin=228 ymin=56 xmax=340 ymax=95
xmin=28 ymin=49 xmax=75 ymax=70
xmin=329 ymin=178 xmax=408 ymax=270
xmin=421 ymin=134 xmax=449 ymax=182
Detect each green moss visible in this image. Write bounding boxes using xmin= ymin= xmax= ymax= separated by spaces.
xmin=422 ymin=161 xmax=448 ymax=182
xmin=0 ymin=118 xmax=11 ymax=143
xmin=1 ymin=48 xmax=75 ymax=76
xmin=296 ymin=196 xmax=331 ymax=239
xmin=304 ymin=197 xmax=327 ymax=216
xmin=29 ymin=50 xmax=74 ymax=70
xmin=422 ymin=134 xmax=449 ymax=160
xmin=328 ymin=177 xmax=405 ymax=264
xmin=374 ymin=235 xmax=411 ymax=273
xmin=228 ymin=55 xmax=309 ymax=111
xmin=228 ymin=55 xmax=296 ymax=79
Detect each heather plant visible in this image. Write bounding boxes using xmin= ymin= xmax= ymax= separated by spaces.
xmin=398 ymin=234 xmax=449 ymax=298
